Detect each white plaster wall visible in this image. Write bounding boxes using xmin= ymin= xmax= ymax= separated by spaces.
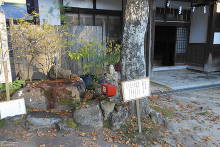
xmin=189 ymin=6 xmax=209 ymax=43
xmin=38 ymin=0 xmax=61 ymax=25
xmin=96 ymin=0 xmax=122 ymax=10
xmin=213 ymin=32 xmax=220 ymax=44
xmin=3 ymin=0 xmax=25 ymax=4
xmin=217 ymin=2 xmax=220 ymax=13
xmin=155 ymin=0 xmax=165 ymax=8
xmin=155 ymin=0 xmax=190 ymax=9
xmin=63 ymin=0 xmax=93 ymax=8
xmin=169 ymin=1 xmax=191 ymax=10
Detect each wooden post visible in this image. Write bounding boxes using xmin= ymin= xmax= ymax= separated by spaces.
xmin=0 ymin=10 xmax=12 ymax=101
xmin=3 ymin=61 xmax=10 ymax=101
xmin=136 ymin=99 xmax=142 ymax=133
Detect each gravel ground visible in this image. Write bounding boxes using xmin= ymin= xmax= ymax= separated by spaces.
xmin=152 ymin=87 xmax=220 ymax=147
xmin=1 ymin=87 xmax=220 ymax=147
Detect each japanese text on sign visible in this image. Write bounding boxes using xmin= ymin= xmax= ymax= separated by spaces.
xmin=122 ymin=78 xmax=150 ymax=102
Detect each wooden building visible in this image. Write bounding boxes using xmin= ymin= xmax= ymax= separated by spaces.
xmin=152 ymin=0 xmax=220 ymax=73
xmin=23 ymin=0 xmax=220 ymax=72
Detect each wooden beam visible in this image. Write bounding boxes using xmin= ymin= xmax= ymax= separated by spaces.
xmin=64 ymin=7 xmax=122 ymax=16
xmin=149 ymin=0 xmax=156 ymax=75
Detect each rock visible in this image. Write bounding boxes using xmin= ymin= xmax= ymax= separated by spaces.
xmin=12 ymin=87 xmax=48 ymax=110
xmin=5 ymin=115 xmax=25 ymax=124
xmin=12 ymin=79 xmax=84 ymax=110
xmin=16 ymin=63 xmax=34 ymax=81
xmin=48 ymin=65 xmax=72 ymax=79
xmin=166 ymin=121 xmax=178 ymax=132
xmin=26 ymin=112 xmax=62 ymax=129
xmin=80 ymin=75 xmax=94 ymax=87
xmin=98 ymin=75 xmax=109 ymax=84
xmin=100 ymin=100 xmax=115 ymax=120
xmin=110 ymin=105 xmax=129 ymax=130
xmin=108 ymin=65 xmax=120 ymax=85
xmin=83 ymin=90 xmax=94 ymax=101
xmin=148 ymin=110 xmax=168 ymax=127
xmin=52 ymin=105 xmax=73 ymax=111
xmin=73 ymin=104 xmax=103 ymax=128
xmin=73 ymin=78 xmax=86 ymax=93
xmin=46 ymin=86 xmax=80 ymax=106
xmin=56 ymin=118 xmax=77 ymax=131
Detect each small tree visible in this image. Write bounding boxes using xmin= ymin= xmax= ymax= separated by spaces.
xmin=10 ymin=15 xmax=70 ymax=81
xmin=68 ymin=40 xmax=121 ymax=76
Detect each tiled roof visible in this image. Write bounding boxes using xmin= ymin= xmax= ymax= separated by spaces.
xmin=0 ymin=2 xmax=28 ymax=19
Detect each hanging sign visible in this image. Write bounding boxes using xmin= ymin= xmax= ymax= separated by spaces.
xmin=122 ymin=77 xmax=150 ymax=102
xmin=0 ymin=99 xmax=26 ymax=119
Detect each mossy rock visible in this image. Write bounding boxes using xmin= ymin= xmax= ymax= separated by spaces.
xmin=0 ymin=119 xmax=5 ymax=128
xmin=58 ymin=99 xmax=80 ymax=106
xmin=103 ymin=119 xmax=111 ymax=128
xmin=64 ymin=120 xmax=78 ymax=128
xmin=13 ymin=119 xmax=24 ymax=126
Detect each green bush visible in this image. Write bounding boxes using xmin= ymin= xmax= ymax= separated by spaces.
xmin=68 ymin=40 xmax=122 ymax=75
xmin=0 ymin=119 xmax=5 ymax=128
xmin=0 ymin=80 xmax=25 ymax=91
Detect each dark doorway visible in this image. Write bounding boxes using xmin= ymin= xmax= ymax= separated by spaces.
xmin=154 ymin=26 xmax=177 ymax=66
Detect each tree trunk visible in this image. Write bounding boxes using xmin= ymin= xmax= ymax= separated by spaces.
xmin=121 ymin=0 xmax=149 ymax=114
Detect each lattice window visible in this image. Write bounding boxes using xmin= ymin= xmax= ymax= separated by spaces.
xmin=175 ymin=27 xmax=188 ymax=54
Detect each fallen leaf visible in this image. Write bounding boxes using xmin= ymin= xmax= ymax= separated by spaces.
xmin=92 ymin=136 xmax=97 ymax=141
xmin=131 ymin=144 xmax=138 ymax=147
xmin=91 ymin=131 xmax=97 ymax=137
xmin=202 ymin=136 xmax=213 ymax=142
xmin=152 ymin=141 xmax=159 ymax=144
xmin=176 ymin=142 xmax=183 ymax=147
xmin=162 ymin=143 xmax=169 ymax=147
xmin=125 ymin=140 xmax=130 ymax=144
xmin=105 ymin=137 xmax=113 ymax=143
xmin=79 ymin=132 xmax=86 ymax=137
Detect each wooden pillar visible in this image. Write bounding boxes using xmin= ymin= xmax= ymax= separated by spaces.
xmin=0 ymin=10 xmax=12 ymax=101
xmin=148 ymin=0 xmax=155 ymax=76
xmin=204 ymin=3 xmax=215 ymax=72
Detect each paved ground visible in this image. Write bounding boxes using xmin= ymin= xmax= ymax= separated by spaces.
xmin=1 ymin=86 xmax=220 ymax=147
xmin=154 ymin=87 xmax=220 ymax=147
xmin=151 ymin=69 xmax=220 ymax=90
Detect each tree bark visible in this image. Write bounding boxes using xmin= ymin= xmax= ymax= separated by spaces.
xmin=121 ymin=0 xmax=149 ymax=114
xmin=121 ymin=0 xmax=149 ymax=80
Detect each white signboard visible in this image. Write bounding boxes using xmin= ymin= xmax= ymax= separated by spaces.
xmin=0 ymin=99 xmax=26 ymax=119
xmin=0 ymin=10 xmax=12 ymax=83
xmin=213 ymin=32 xmax=220 ymax=44
xmin=122 ymin=78 xmax=150 ymax=102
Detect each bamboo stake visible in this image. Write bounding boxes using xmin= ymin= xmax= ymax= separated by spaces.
xmin=3 ymin=61 xmax=10 ymax=101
